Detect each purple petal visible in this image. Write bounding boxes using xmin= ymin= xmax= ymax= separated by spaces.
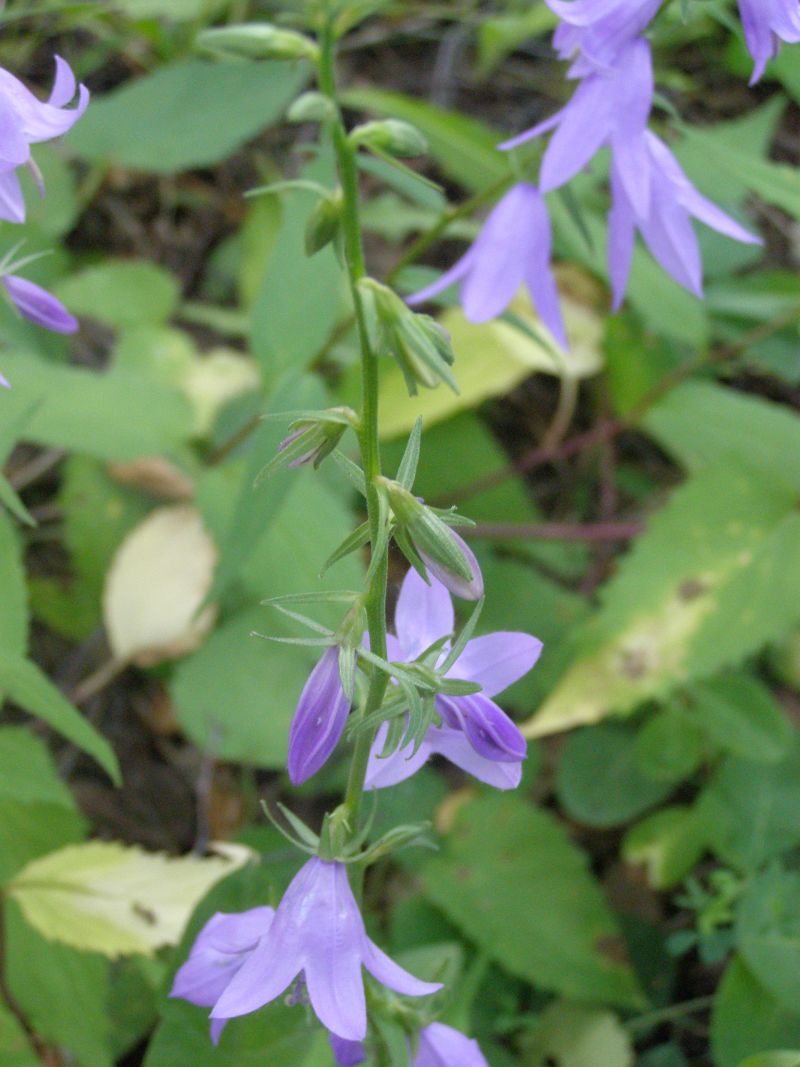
xmin=438 ymin=693 xmax=527 ymax=762
xmin=497 ymin=109 xmax=563 ymax=152
xmin=170 ymin=907 xmax=274 ymax=1007
xmin=406 ymin=247 xmax=475 ymax=307
xmin=48 ymin=56 xmax=77 ymax=107
xmin=608 ymin=164 xmax=636 ymax=309
xmin=329 ymin=1032 xmax=366 ymax=1066
xmin=394 ymin=567 xmax=454 ymax=660
xmin=306 ymin=945 xmax=366 ymax=1042
xmin=287 ymin=646 xmax=351 ymax=785
xmin=0 ymin=169 xmax=25 ymax=223
xmin=415 ymin=1022 xmax=490 ymax=1067
xmin=210 ymin=1018 xmax=227 ymax=1045
xmin=427 ymin=725 xmax=523 ymax=790
xmin=2 ymin=275 xmax=78 ymax=334
xmin=519 ymin=186 xmax=568 ymax=348
xmin=0 ymin=64 xmax=89 ymax=143
xmin=449 ymin=632 xmax=542 ymax=697
xmin=540 ymin=74 xmax=614 ymax=193
xmin=361 ymin=937 xmax=442 ymax=998
xmin=460 ymin=186 xmax=533 ymax=322
xmin=365 ymin=723 xmax=433 ymax=790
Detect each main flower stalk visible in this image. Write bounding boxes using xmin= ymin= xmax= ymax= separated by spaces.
xmin=317 ymin=17 xmax=390 ymax=846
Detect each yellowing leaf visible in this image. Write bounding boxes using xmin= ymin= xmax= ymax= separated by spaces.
xmin=182 ymin=348 xmax=260 ymax=437
xmin=378 ymin=286 xmax=603 ymax=439
xmin=8 ymin=841 xmax=252 ymax=957
xmin=526 ymin=1002 xmax=634 ymax=1067
xmin=103 ymin=505 xmax=217 ymax=666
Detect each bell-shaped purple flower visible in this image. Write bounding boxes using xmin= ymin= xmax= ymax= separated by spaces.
xmin=211 ymin=857 xmax=441 ymax=1041
xmin=607 ymin=131 xmax=762 ymax=306
xmin=547 ymin=0 xmax=661 ymax=72
xmin=366 ymin=569 xmax=541 ymax=791
xmin=738 ymin=0 xmax=800 ymax=83
xmin=170 ymin=905 xmax=275 ymax=1044
xmin=0 ymin=56 xmax=89 ymax=223
xmin=407 ymin=183 xmax=568 ymax=349
xmin=329 ymin=1032 xmax=366 ymax=1066
xmin=2 ymin=274 xmax=78 ymax=334
xmin=287 ymin=646 xmax=353 ymax=786
xmin=414 ymin=1022 xmax=490 ymax=1067
xmin=500 ymin=38 xmax=654 ymax=219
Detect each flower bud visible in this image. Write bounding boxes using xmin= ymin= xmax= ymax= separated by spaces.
xmin=197 ymin=24 xmax=319 ymax=62
xmin=349 ymin=119 xmax=428 ymax=158
xmin=287 ymin=91 xmax=336 ymax=124
xmin=305 ymin=189 xmax=343 ymax=256
xmin=382 ymin=480 xmax=483 ymax=600
xmin=287 ymin=646 xmax=353 ymax=785
xmin=271 ymin=406 xmax=356 ymax=476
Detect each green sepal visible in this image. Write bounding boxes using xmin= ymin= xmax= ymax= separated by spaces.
xmin=440 ymin=596 xmax=485 ymax=675
xmin=305 ymin=188 xmax=343 ymax=256
xmin=320 ymin=520 xmax=370 ymax=576
xmin=331 ymin=450 xmax=367 ymax=496
xmin=396 ymin=417 xmax=423 ymax=490
xmin=349 ymin=119 xmax=428 ymax=158
xmin=260 ymin=801 xmax=319 ymax=854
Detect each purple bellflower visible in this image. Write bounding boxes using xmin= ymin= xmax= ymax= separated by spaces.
xmin=607 ymin=131 xmax=762 ymax=305
xmin=547 ymin=0 xmax=661 ymax=72
xmin=415 ymin=1022 xmax=490 ymax=1067
xmin=170 ymin=905 xmax=275 ymax=1045
xmin=210 ymin=857 xmax=441 ymax=1042
xmin=287 ymin=645 xmax=353 ymax=786
xmin=738 ymin=0 xmax=800 ymax=83
xmin=0 ymin=56 xmax=89 ymax=223
xmin=499 ymin=38 xmax=654 ymax=219
xmin=366 ymin=568 xmax=542 ymax=791
xmin=329 ymin=1032 xmax=367 ymax=1066
xmin=407 ymin=183 xmax=568 ymax=349
xmin=1 ymin=274 xmax=78 ymax=335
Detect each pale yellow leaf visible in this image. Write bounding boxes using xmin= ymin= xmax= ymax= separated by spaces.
xmin=182 ymin=348 xmax=260 ymax=437
xmin=103 ymin=505 xmax=217 ymax=666
xmin=378 ymin=284 xmax=603 ymax=440
xmin=8 ymin=841 xmax=252 ymax=958
xmin=526 ymin=1001 xmax=633 ymax=1067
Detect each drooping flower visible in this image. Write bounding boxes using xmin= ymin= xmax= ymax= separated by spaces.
xmin=414 ymin=1022 xmax=490 ymax=1067
xmin=738 ymin=0 xmax=800 ymax=83
xmin=211 ymin=857 xmax=441 ymax=1041
xmin=546 ymin=0 xmax=662 ymax=72
xmin=607 ymin=131 xmax=762 ymax=306
xmin=287 ymin=645 xmax=353 ymax=786
xmin=365 ymin=568 xmax=541 ymax=791
xmin=2 ymin=274 xmax=78 ymax=334
xmin=0 ymin=56 xmax=89 ymax=223
xmin=407 ymin=182 xmax=568 ymax=349
xmin=499 ymin=38 xmax=654 ymax=219
xmin=170 ymin=905 xmax=275 ymax=1044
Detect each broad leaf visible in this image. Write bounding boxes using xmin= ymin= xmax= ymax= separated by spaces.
xmin=737 ymin=866 xmax=800 ymax=1009
xmin=54 ymin=260 xmax=180 ymax=329
xmin=712 ymin=958 xmax=800 ymax=1067
xmin=525 ymin=1001 xmax=634 ymax=1067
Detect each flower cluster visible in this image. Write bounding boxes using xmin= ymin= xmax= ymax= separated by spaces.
xmin=409 ymin=0 xmax=790 ymax=336
xmin=0 ymin=56 xmax=87 ymax=382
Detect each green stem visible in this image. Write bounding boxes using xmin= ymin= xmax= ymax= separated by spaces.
xmin=318 ymin=16 xmax=390 ymax=842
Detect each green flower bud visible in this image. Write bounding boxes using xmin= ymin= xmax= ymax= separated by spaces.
xmin=287 ymin=91 xmax=337 ymax=124
xmin=197 ymin=24 xmax=319 ymax=63
xmin=349 ymin=119 xmax=428 ymax=158
xmin=305 ymin=188 xmax=343 ymax=256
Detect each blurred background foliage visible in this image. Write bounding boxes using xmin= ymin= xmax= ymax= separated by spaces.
xmin=0 ymin=1 xmax=799 ymax=1065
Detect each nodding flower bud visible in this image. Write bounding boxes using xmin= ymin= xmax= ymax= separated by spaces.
xmin=305 ymin=189 xmax=343 ymax=256
xmin=349 ymin=119 xmax=428 ymax=158
xmin=359 ymin=278 xmax=457 ymax=395
xmin=287 ymin=91 xmax=337 ymax=125
xmin=381 ymin=479 xmax=484 ymax=600
xmin=197 ymin=24 xmax=319 ymax=62
xmin=287 ymin=645 xmax=354 ymax=786
xmin=265 ymin=406 xmax=356 ymax=481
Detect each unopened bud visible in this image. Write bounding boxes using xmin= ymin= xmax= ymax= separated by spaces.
xmin=350 ymin=119 xmax=428 ymax=158
xmin=197 ymin=24 xmax=319 ymax=62
xmin=305 ymin=189 xmax=343 ymax=256
xmin=287 ymin=91 xmax=336 ymax=124
xmin=381 ymin=480 xmax=483 ymax=600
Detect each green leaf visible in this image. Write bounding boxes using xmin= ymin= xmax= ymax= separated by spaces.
xmin=341 ymin=88 xmax=507 ymax=192
xmin=634 ymin=707 xmax=703 ymax=783
xmin=4 ymin=899 xmax=112 ymax=1067
xmin=55 ymin=260 xmax=180 ymax=329
xmin=0 ymin=801 xmax=86 ymax=885
xmin=67 ymin=60 xmax=308 ymax=173
xmin=524 ymin=1001 xmax=634 ymax=1067
xmin=622 ymin=805 xmax=709 ymax=889
xmin=687 ymin=674 xmax=792 ymax=763
xmin=0 ymin=998 xmax=38 ymax=1067
xmin=737 ymin=866 xmax=800 ymax=1010
xmin=0 ymin=650 xmax=121 ymax=784
xmin=700 ymin=738 xmax=800 ymax=871
xmin=8 ymin=840 xmax=252 ymax=957
xmin=525 ymin=465 xmax=800 ymax=737
xmin=0 ymin=512 xmax=28 ymax=678
xmin=419 ymin=793 xmax=644 ymax=1008
xmin=0 ymin=726 xmax=79 ymax=808
xmin=113 ymin=0 xmax=229 ymax=18
xmin=0 ymin=350 xmax=192 ymax=461
xmin=712 ymin=957 xmax=800 ymax=1067
xmin=739 ymin=1055 xmax=800 ymax=1067
xmin=644 ymin=380 xmax=800 ymax=492
xmin=556 ymin=723 xmax=674 ymax=828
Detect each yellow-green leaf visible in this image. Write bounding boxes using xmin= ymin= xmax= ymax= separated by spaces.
xmin=8 ymin=841 xmax=252 ymax=957
xmin=525 ymin=1001 xmax=634 ymax=1067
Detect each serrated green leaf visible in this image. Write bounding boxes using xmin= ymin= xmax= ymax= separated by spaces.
xmin=67 ymin=60 xmax=307 ymax=173
xmin=9 ymin=841 xmax=252 ymax=957
xmin=419 ymin=793 xmax=643 ymax=1008
xmin=525 ymin=465 xmax=800 ymax=737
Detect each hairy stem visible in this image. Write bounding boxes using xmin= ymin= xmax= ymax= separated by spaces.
xmin=318 ymin=16 xmax=390 ymax=841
